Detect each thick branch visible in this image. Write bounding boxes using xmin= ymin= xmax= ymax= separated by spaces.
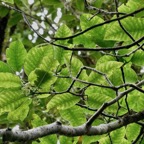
xmin=2 ymin=111 xmax=144 ymax=142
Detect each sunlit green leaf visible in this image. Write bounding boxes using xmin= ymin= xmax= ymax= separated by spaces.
xmin=126 ymin=123 xmax=141 ymax=142
xmin=0 ymin=61 xmax=13 ymax=73
xmin=54 ymin=24 xmax=72 ymax=63
xmin=79 ymin=14 xmax=107 ymax=46
xmin=85 ymin=87 xmax=115 ymax=110
xmin=24 ymin=45 xmax=57 ymax=75
xmin=0 ymin=73 xmax=21 ymax=89
xmin=118 ymin=0 xmax=144 ymax=17
xmin=47 ymin=93 xmax=80 ymax=111
xmin=127 ymin=89 xmax=144 ymax=112
xmin=6 ymin=41 xmax=27 ymax=72
xmin=131 ymin=50 xmax=144 ymax=66
xmin=105 ymin=17 xmax=144 ymax=41
xmin=99 ymin=127 xmax=128 ymax=143
xmin=89 ymin=56 xmax=123 ymax=84
xmin=0 ymin=90 xmax=27 ymax=115
xmin=60 ymin=105 xmax=85 ymax=126
xmin=7 ymin=98 xmax=32 ymax=121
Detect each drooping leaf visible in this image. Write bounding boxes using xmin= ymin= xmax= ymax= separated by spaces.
xmin=6 ymin=41 xmax=27 ymax=72
xmin=7 ymin=98 xmax=32 ymax=121
xmin=47 ymin=93 xmax=80 ymax=111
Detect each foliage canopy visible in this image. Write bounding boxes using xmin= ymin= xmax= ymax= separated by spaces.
xmin=0 ymin=0 xmax=144 ymax=143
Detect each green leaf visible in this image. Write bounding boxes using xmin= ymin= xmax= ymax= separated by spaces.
xmin=118 ymin=0 xmax=144 ymax=17
xmin=55 ymin=24 xmax=72 ymax=41
xmin=96 ymin=61 xmax=123 ymax=73
xmin=82 ymin=135 xmax=101 ymax=144
xmin=110 ymin=127 xmax=127 ymax=144
xmin=89 ymin=56 xmax=123 ymax=84
xmin=31 ymin=114 xmax=47 ymax=127
xmin=131 ymin=50 xmax=144 ymax=66
xmin=2 ymin=0 xmax=14 ymax=4
xmin=85 ymin=87 xmax=115 ymax=109
xmin=28 ymin=69 xmax=57 ymax=91
xmin=74 ymin=34 xmax=95 ymax=48
xmin=54 ymin=24 xmax=72 ymax=63
xmin=8 ymin=12 xmax=22 ymax=27
xmin=24 ymin=45 xmax=57 ymax=75
xmin=60 ymin=136 xmax=78 ymax=144
xmin=54 ymin=78 xmax=71 ymax=92
xmin=74 ymin=0 xmax=84 ymax=11
xmin=105 ymin=17 xmax=144 ymax=41
xmin=65 ymin=56 xmax=87 ymax=80
xmin=39 ymin=135 xmax=57 ymax=144
xmin=79 ymin=14 xmax=106 ymax=46
xmin=0 ymin=90 xmax=28 ymax=115
xmin=126 ymin=123 xmax=141 ymax=142
xmin=124 ymin=66 xmax=138 ymax=83
xmin=7 ymin=98 xmax=32 ymax=122
xmin=47 ymin=93 xmax=80 ymax=111
xmin=0 ymin=73 xmax=21 ymax=89
xmin=60 ymin=105 xmax=85 ymax=126
xmin=0 ymin=6 xmax=9 ymax=17
xmin=99 ymin=127 xmax=128 ymax=144
xmin=127 ymin=89 xmax=144 ymax=112
xmin=6 ymin=41 xmax=27 ymax=72
xmin=110 ymin=64 xmax=137 ymax=85
xmin=0 ymin=61 xmax=13 ymax=73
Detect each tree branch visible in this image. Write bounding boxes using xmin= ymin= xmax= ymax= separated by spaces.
xmin=2 ymin=111 xmax=144 ymax=142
